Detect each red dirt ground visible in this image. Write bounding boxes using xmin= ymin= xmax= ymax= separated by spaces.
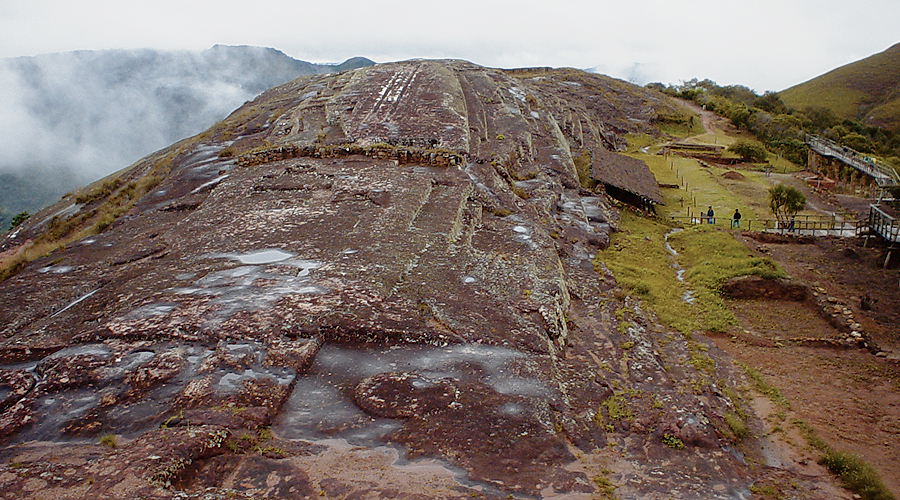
xmin=716 ymin=220 xmax=900 ymax=497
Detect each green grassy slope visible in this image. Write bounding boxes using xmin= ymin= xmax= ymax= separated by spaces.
xmin=779 ymin=43 xmax=900 ymax=130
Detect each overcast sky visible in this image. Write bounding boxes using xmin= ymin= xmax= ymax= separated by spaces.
xmin=1 ymin=0 xmax=898 ymax=92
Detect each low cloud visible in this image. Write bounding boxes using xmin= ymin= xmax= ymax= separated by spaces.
xmin=0 ymin=50 xmax=266 ymax=185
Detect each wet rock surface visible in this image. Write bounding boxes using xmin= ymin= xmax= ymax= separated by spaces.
xmin=0 ymin=60 xmax=826 ymax=498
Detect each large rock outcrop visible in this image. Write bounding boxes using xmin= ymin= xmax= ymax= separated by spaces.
xmin=0 ymin=60 xmax=795 ymax=499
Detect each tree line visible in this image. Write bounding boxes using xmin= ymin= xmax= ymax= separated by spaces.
xmin=647 ymin=79 xmax=900 ymax=170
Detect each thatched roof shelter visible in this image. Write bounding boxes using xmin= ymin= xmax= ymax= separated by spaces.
xmin=590 ymin=148 xmax=663 ymax=207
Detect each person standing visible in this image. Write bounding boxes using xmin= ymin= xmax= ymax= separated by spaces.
xmin=732 ymin=209 xmax=742 ymax=228
xmin=706 ymin=206 xmax=714 ymax=225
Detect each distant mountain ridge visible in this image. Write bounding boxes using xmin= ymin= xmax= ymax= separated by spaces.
xmin=779 ymin=42 xmax=900 ymax=131
xmin=0 ymin=45 xmax=374 ymax=228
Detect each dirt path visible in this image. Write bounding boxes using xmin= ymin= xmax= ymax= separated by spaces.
xmin=674 ymin=98 xmax=734 ymax=138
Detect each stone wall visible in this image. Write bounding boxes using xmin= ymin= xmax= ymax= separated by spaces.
xmin=236 ymin=143 xmax=464 ymax=169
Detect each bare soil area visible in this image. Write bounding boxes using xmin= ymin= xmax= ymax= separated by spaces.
xmin=714 ymin=223 xmax=900 ymax=497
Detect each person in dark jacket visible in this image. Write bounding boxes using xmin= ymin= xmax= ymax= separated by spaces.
xmin=731 ymin=209 xmax=742 ymax=228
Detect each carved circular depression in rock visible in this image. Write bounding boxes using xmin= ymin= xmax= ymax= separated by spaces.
xmin=353 ymin=371 xmax=458 ymax=419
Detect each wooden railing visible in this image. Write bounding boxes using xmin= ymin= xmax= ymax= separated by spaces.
xmin=670 ymin=205 xmax=900 ymax=242
xmin=867 ymin=204 xmax=900 ymax=243
xmin=670 ymin=214 xmax=864 ymax=237
xmin=807 ymin=135 xmax=899 ymax=187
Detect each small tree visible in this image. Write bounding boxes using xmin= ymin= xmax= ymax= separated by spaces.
xmin=768 ymin=184 xmax=806 ymax=225
xmin=727 ymin=140 xmax=768 ymax=163
xmin=9 ymin=211 xmax=29 ymax=230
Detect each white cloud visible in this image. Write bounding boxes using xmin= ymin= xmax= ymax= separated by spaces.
xmin=1 ymin=0 xmax=898 ymax=91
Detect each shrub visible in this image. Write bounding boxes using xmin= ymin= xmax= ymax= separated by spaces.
xmin=9 ymin=211 xmax=29 ymax=230
xmin=661 ymin=433 xmax=684 ymax=449
xmin=839 ymin=132 xmax=876 ymax=154
xmin=727 ymin=140 xmax=768 ymax=162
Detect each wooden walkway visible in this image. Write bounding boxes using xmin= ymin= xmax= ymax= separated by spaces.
xmin=671 ymin=214 xmax=862 ymax=237
xmin=807 ymin=135 xmax=899 ymax=187
xmin=672 ymin=204 xmax=899 ymax=244
xmin=866 ymin=204 xmax=900 ymax=243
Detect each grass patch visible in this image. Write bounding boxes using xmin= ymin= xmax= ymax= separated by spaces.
xmin=780 ymin=82 xmax=868 ymax=121
xmin=819 ymin=451 xmax=895 ymax=500
xmin=767 ymin=154 xmax=806 ymax=174
xmin=623 ymin=134 xmax=657 ymax=153
xmin=661 ymin=433 xmax=684 ymax=449
xmin=655 ymin=111 xmax=704 ymax=138
xmin=97 ymin=434 xmax=117 ymax=448
xmin=637 ymin=151 xmax=758 ymax=222
xmin=748 ymin=483 xmax=782 ymax=499
xmin=667 ymin=226 xmax=784 ymax=332
xmin=595 ymin=210 xmax=697 ymax=335
xmin=724 ymin=412 xmax=749 ymax=440
xmin=574 ymin=151 xmax=596 ymax=189
xmin=597 ymin=393 xmax=633 ymax=423
xmin=738 ymin=363 xmax=789 ymax=408
xmin=796 ymin=419 xmax=896 ymax=500
xmin=75 ymin=177 xmax=124 ymax=205
xmin=596 ymin=202 xmax=785 ymax=339
xmin=0 ymin=140 xmax=179 ymax=284
xmin=596 ymin=209 xmax=783 ymax=334
xmin=592 ymin=474 xmax=619 ymax=500
xmin=688 ymin=343 xmax=716 ymax=373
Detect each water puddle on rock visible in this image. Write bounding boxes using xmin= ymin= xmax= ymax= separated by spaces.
xmin=190 ymin=174 xmax=229 ymax=194
xmin=122 ymin=303 xmax=179 ymax=321
xmin=2 ymin=339 xmax=307 ymax=443
xmin=511 ymin=223 xmax=538 ymax=249
xmin=275 ymin=341 xmax=551 ymax=497
xmin=274 ymin=343 xmax=548 ymax=445
xmin=16 ymin=390 xmax=100 ymax=442
xmin=171 ymin=250 xmax=326 ymax=324
xmin=37 ymin=265 xmax=74 ymax=274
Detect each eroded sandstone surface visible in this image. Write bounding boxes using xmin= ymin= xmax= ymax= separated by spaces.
xmin=0 ymin=60 xmax=827 ymax=499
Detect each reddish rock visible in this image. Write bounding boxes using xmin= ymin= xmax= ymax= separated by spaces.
xmin=0 ymin=60 xmax=813 ymax=498
xmin=353 ymin=371 xmax=458 ymax=418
